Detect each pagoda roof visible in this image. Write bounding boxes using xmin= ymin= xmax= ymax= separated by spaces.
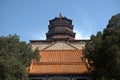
xmin=49 ymin=13 xmax=72 ymax=25
xmin=49 ymin=17 xmax=72 ymax=22
xmin=28 ymin=50 xmax=91 ymax=75
xmin=46 ymin=28 xmax=75 ymax=36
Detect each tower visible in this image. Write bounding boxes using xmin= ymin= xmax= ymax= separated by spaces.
xmin=46 ymin=13 xmax=76 ymax=41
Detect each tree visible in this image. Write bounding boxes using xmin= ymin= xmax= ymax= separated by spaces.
xmin=0 ymin=34 xmax=39 ymax=80
xmin=86 ymin=13 xmax=120 ymax=80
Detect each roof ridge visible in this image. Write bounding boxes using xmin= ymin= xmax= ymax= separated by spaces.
xmin=42 ymin=42 xmax=55 ymax=50
xmin=42 ymin=41 xmax=79 ymax=50
xmin=41 ymin=50 xmax=82 ymax=51
xmin=65 ymin=42 xmax=79 ymax=50
xmin=33 ymin=62 xmax=87 ymax=65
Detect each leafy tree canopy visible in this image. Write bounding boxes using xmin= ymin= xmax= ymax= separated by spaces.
xmin=86 ymin=13 xmax=120 ymax=80
xmin=0 ymin=34 xmax=39 ymax=80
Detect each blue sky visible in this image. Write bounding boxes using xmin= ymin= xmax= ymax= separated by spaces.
xmin=0 ymin=0 xmax=120 ymax=42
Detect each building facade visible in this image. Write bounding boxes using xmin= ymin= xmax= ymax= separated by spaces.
xmin=28 ymin=13 xmax=91 ymax=80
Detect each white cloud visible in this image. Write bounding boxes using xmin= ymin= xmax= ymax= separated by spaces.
xmin=73 ymin=14 xmax=96 ymax=40
xmin=74 ymin=30 xmax=90 ymax=40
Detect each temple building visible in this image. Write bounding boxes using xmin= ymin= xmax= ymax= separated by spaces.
xmin=28 ymin=13 xmax=91 ymax=80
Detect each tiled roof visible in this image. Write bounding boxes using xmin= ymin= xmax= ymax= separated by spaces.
xmin=40 ymin=50 xmax=83 ymax=62
xmin=29 ymin=63 xmax=89 ymax=75
xmin=28 ymin=50 xmax=90 ymax=75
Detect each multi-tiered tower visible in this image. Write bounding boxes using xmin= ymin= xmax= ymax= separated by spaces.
xmin=46 ymin=13 xmax=76 ymax=40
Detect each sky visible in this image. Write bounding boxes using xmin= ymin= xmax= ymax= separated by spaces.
xmin=0 ymin=0 xmax=120 ymax=42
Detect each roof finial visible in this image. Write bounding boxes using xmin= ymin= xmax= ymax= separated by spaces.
xmin=59 ymin=12 xmax=63 ymax=18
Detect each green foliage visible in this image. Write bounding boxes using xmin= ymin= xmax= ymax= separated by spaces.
xmin=86 ymin=13 xmax=120 ymax=80
xmin=0 ymin=34 xmax=39 ymax=80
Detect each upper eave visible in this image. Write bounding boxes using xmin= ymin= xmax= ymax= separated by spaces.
xmin=29 ymin=39 xmax=90 ymax=43
xmin=49 ymin=17 xmax=72 ymax=22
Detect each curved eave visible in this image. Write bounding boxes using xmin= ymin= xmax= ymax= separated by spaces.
xmin=29 ymin=72 xmax=90 ymax=76
xmin=30 ymin=40 xmax=52 ymax=43
xmin=30 ymin=39 xmax=90 ymax=43
xmin=49 ymin=17 xmax=72 ymax=22
xmin=69 ymin=39 xmax=90 ymax=42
